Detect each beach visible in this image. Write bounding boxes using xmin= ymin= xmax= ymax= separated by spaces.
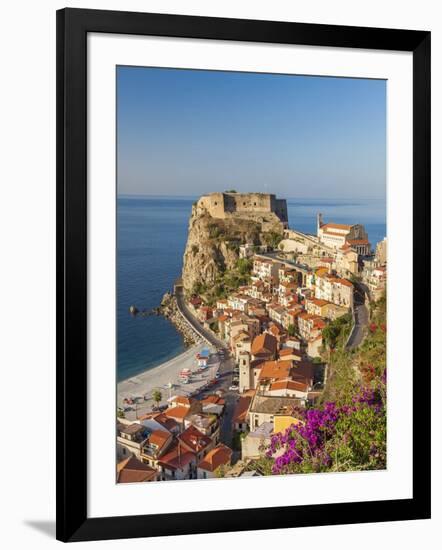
xmin=117 ymin=341 xmax=220 ymax=421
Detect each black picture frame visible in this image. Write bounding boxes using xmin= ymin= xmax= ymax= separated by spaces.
xmin=56 ymin=7 xmax=431 ymax=543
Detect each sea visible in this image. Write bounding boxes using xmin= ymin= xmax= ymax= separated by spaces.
xmin=117 ymin=195 xmax=386 ymax=382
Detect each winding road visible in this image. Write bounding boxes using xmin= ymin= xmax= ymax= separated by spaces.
xmin=346 ymin=282 xmax=369 ymax=350
xmin=175 ymin=288 xmax=238 ymax=447
xmin=176 ymin=288 xmax=227 ymax=349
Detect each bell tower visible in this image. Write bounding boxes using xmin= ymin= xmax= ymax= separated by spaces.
xmin=317 ymin=212 xmax=323 ymax=236
xmin=239 ymin=351 xmax=251 ymax=393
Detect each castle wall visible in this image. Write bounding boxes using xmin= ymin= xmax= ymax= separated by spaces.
xmin=197 ymin=193 xmax=226 ymax=219
xmin=196 ymin=192 xmax=288 ymax=225
xmin=275 ymin=198 xmax=288 ymax=223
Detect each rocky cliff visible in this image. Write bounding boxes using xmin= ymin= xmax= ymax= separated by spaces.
xmin=181 ymin=198 xmax=285 ymax=298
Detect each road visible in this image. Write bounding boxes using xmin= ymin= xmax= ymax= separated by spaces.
xmin=176 ymin=288 xmax=228 ymax=349
xmin=346 ymin=283 xmax=369 ymax=349
xmin=175 ymin=289 xmax=238 ymax=447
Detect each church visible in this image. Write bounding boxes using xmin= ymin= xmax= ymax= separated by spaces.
xmin=316 ymin=213 xmax=371 ymax=256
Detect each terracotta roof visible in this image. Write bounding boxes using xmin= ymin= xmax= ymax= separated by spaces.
xmin=117 ymin=456 xmax=157 ymax=483
xmin=178 ymin=425 xmax=212 ymax=453
xmin=286 ymin=309 xmax=302 ymax=318
xmin=268 ymin=323 xmax=286 ymax=337
xmin=201 ymin=394 xmax=222 ymax=405
xmin=164 ymin=406 xmax=191 ymax=421
xmin=158 ymin=441 xmax=195 ymax=470
xmin=148 ymin=429 xmax=171 ymax=450
xmin=258 ymin=360 xmax=293 ymax=381
xmin=251 ymin=333 xmax=277 ymax=357
xmin=198 ymin=444 xmax=232 ymax=472
xmin=232 ymin=395 xmax=252 ymax=424
xmin=337 ymin=279 xmax=353 ymax=288
xmin=298 ymin=312 xmax=312 ymax=321
xmin=308 ymin=298 xmax=330 ymax=307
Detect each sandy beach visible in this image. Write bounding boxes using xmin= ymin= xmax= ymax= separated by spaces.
xmin=117 ymin=341 xmax=221 ymax=420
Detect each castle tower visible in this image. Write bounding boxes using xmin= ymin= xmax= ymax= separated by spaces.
xmin=239 ymin=351 xmax=252 ymax=393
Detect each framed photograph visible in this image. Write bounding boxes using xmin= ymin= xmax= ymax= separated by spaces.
xmin=56 ymin=8 xmax=431 ymax=542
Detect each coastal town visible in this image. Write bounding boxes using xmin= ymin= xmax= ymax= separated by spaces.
xmin=117 ymin=192 xmax=387 ymax=483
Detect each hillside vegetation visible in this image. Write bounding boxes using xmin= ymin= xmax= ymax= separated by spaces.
xmin=182 ymin=204 xmax=283 ymax=299
xmin=250 ymin=293 xmax=387 ymax=475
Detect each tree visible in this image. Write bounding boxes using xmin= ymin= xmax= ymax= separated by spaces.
xmin=263 ymin=231 xmax=283 ymax=250
xmin=236 ymin=257 xmax=253 ymax=276
xmin=152 ymin=389 xmax=162 ymax=408
xmin=225 ymin=189 xmax=237 ymax=193
xmin=322 ymin=314 xmax=352 ymax=349
xmin=287 ymin=324 xmax=297 ymax=337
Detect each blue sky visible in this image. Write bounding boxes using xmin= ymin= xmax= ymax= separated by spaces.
xmin=117 ymin=66 xmax=386 ymax=200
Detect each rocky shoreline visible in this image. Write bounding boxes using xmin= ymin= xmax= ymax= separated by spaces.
xmin=160 ymin=292 xmax=201 ymax=347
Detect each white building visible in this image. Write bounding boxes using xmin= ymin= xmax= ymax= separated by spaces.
xmin=317 ymin=213 xmax=370 ymax=255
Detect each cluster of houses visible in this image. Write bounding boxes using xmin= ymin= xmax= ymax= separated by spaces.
xmin=175 ymin=252 xmax=357 ymax=466
xmin=117 ymin=393 xmax=233 ymax=482
xmin=194 ymin=256 xmax=353 ymax=363
xmin=116 ymin=215 xmax=388 ymax=482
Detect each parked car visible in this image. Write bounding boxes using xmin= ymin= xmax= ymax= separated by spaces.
xmin=229 ymin=385 xmax=239 ymax=391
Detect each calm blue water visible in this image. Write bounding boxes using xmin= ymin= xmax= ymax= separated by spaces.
xmin=117 ymin=195 xmax=386 ymax=381
xmin=117 ymin=196 xmax=193 ymax=381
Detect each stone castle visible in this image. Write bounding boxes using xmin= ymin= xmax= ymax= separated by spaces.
xmin=195 ymin=192 xmax=288 ymax=228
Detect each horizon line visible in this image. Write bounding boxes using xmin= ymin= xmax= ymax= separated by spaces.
xmin=117 ymin=192 xmax=385 ymax=202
